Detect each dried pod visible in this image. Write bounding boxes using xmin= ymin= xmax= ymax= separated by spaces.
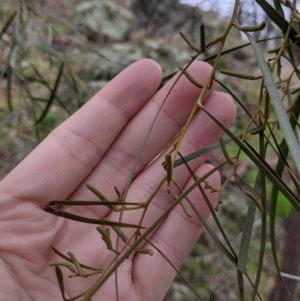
xmin=111 ymin=226 xmax=128 ymax=243
xmin=200 ymin=22 xmax=206 ymax=52
xmin=178 ymin=66 xmax=203 ymax=88
xmin=67 ymin=252 xmax=84 ymax=275
xmin=209 ymin=35 xmax=223 ymax=45
xmin=165 ymin=153 xmax=173 ymax=184
xmin=179 ymin=200 xmax=192 ymax=217
xmin=250 ymin=125 xmax=266 ymax=135
xmin=139 ymin=248 xmax=154 ymax=256
xmin=96 ymin=226 xmax=113 ymax=251
xmin=219 ymin=136 xmax=236 ymax=165
xmin=86 ymin=184 xmax=109 ymax=202
xmin=179 ymin=31 xmax=201 ymax=52
xmin=277 ymin=58 xmax=282 ymax=77
xmin=264 ymin=91 xmax=270 ymax=121
xmin=49 ymin=261 xmax=76 ymax=273
xmin=173 ymin=194 xmax=192 ymax=217
xmin=233 ymin=20 xmax=266 ymax=32
xmin=86 ymin=184 xmax=113 ymax=209
xmin=220 ymin=69 xmax=261 ymax=80
xmin=240 ymin=21 xmax=266 ymax=32
xmin=244 ymin=191 xmax=263 ymax=211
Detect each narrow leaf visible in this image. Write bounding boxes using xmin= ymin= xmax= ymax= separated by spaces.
xmin=200 ymin=106 xmax=300 ymax=212
xmin=52 ymin=246 xmax=101 ymax=271
xmin=9 ymin=44 xmax=19 ymax=68
xmin=246 ymin=32 xmax=300 ymax=176
xmin=177 ymin=153 xmax=237 ymax=263
xmin=36 ymin=62 xmax=64 ymax=124
xmin=145 ymin=238 xmax=205 ymax=300
xmin=237 ymin=202 xmax=256 ymax=273
xmin=174 ymin=129 xmax=254 ymax=168
xmin=161 ymin=37 xmax=282 ymax=86
xmin=55 ymin=266 xmax=67 ymax=300
xmin=269 ymin=95 xmax=300 ymax=287
xmin=44 ymin=206 xmax=144 ymax=228
xmin=28 ymin=31 xmax=59 ymax=58
xmin=254 ymin=0 xmax=300 ymax=47
xmin=6 ymin=64 xmax=13 ymax=111
xmin=237 ymin=270 xmax=245 ymax=301
xmin=49 ymin=200 xmax=142 ymax=206
xmin=82 ymin=166 xmax=229 ymax=300
xmin=0 ymin=10 xmax=16 ymax=40
xmin=13 ymin=10 xmax=25 ymax=53
xmin=273 ymin=0 xmax=285 ymax=17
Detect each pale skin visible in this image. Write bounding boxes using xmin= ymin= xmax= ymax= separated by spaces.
xmin=0 ymin=59 xmax=236 ymax=301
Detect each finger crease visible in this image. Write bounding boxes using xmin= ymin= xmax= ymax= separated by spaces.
xmin=105 ymin=146 xmax=145 ymax=177
xmin=152 ymin=100 xmax=184 ymax=130
xmin=100 ymin=91 xmax=132 ymax=121
xmin=152 ymin=234 xmax=184 ymax=268
xmin=50 ymin=127 xmax=104 ymax=170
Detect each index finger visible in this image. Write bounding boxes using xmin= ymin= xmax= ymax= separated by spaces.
xmin=0 ymin=59 xmax=162 ymax=205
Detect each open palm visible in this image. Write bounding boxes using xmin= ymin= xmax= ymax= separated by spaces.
xmin=0 ymin=59 xmax=235 ymax=301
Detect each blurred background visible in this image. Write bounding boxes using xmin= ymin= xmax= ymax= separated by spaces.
xmin=0 ymin=0 xmax=299 ymax=300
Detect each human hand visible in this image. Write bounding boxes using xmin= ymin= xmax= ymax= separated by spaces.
xmin=0 ymin=59 xmax=235 ymax=301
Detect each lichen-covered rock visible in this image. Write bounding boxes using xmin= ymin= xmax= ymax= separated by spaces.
xmin=69 ymin=38 xmax=191 ymax=91
xmin=73 ymin=1 xmax=134 ymax=41
xmin=131 ymin=0 xmax=219 ymax=41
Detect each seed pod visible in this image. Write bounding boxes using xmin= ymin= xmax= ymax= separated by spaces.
xmin=96 ymin=226 xmax=113 ymax=250
xmin=49 ymin=261 xmax=76 ymax=273
xmin=86 ymin=184 xmax=113 ymax=209
xmin=179 ymin=31 xmax=201 ymax=52
xmin=67 ymin=252 xmax=84 ymax=275
xmin=277 ymin=58 xmax=281 ymax=77
xmin=244 ymin=191 xmax=263 ymax=211
xmin=139 ymin=248 xmax=154 ymax=256
xmin=86 ymin=184 xmax=109 ymax=202
xmin=210 ymin=35 xmax=223 ymax=45
xmin=54 ymin=266 xmax=65 ymax=298
xmin=200 ymin=22 xmax=206 ymax=52
xmin=250 ymin=124 xmax=266 ymax=135
xmin=264 ymin=91 xmax=270 ymax=121
xmin=240 ymin=21 xmax=266 ymax=32
xmin=111 ymin=226 xmax=128 ymax=243
xmin=178 ymin=66 xmax=203 ymax=88
xmin=219 ymin=136 xmax=236 ymax=165
xmin=173 ymin=194 xmax=192 ymax=217
xmin=220 ymin=69 xmax=261 ymax=80
xmin=101 ymin=217 xmax=128 ymax=243
xmin=165 ymin=153 xmax=173 ymax=184
xmin=179 ymin=200 xmax=192 ymax=217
